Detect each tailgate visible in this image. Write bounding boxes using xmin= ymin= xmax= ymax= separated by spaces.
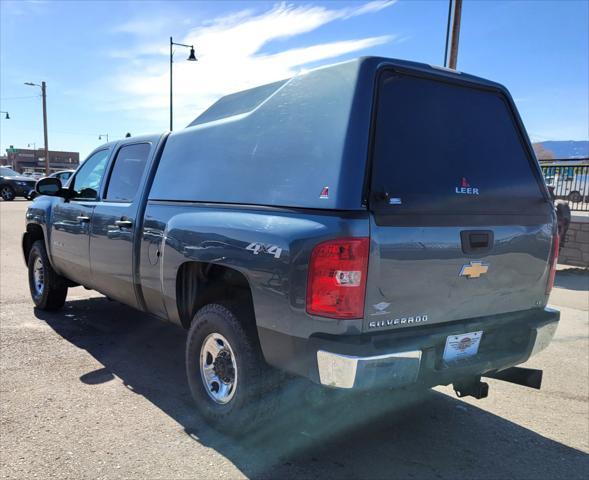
xmin=364 ymin=222 xmax=552 ymax=331
xmin=364 ymin=70 xmax=554 ymax=332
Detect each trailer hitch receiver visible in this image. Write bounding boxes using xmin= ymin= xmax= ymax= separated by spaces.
xmin=453 ymin=377 xmax=489 ymax=399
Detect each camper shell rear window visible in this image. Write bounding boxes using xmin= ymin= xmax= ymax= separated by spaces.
xmin=370 ymin=71 xmax=546 ymax=215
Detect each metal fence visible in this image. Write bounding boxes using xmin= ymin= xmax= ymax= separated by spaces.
xmin=540 ymin=162 xmax=589 ymax=212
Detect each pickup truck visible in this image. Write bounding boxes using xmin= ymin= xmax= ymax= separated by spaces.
xmin=24 ymin=57 xmax=560 ymax=433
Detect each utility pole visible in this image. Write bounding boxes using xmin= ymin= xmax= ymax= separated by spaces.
xmin=447 ymin=0 xmax=463 ymax=70
xmin=170 ymin=37 xmax=173 ymax=132
xmin=25 ymin=81 xmax=50 ymax=175
xmin=41 ymin=82 xmax=49 ymax=175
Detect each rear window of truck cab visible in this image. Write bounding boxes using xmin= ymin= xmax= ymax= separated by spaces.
xmin=370 ymin=71 xmax=545 ymax=215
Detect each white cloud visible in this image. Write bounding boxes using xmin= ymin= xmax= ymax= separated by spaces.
xmin=113 ymin=18 xmax=171 ymax=36
xmin=106 ymin=1 xmax=398 ymax=130
xmin=341 ymin=0 xmax=397 ymax=19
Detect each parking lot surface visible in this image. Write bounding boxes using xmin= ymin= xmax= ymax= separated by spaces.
xmin=1 ymin=199 xmax=588 ymax=479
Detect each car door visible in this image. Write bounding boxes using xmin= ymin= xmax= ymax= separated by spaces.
xmin=50 ymin=149 xmax=110 ymax=285
xmin=89 ymin=141 xmax=153 ymax=308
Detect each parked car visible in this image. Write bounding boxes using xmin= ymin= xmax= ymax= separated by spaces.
xmin=23 ymin=171 xmax=44 ymax=181
xmin=0 ymin=166 xmax=37 ymax=200
xmin=23 ymin=57 xmax=560 ymax=434
xmin=49 ymin=169 xmax=75 ymax=186
xmin=543 ymin=163 xmax=589 ymax=203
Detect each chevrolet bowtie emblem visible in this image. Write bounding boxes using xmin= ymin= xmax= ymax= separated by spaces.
xmin=459 ymin=261 xmax=489 ymax=279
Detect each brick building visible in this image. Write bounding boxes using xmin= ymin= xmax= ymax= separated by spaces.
xmin=4 ymin=147 xmax=79 ymax=174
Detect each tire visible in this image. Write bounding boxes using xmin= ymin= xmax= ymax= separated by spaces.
xmin=27 ymin=240 xmax=68 ymax=310
xmin=0 ymin=185 xmax=15 ymax=201
xmin=185 ymin=303 xmax=279 ymax=434
xmin=567 ymin=191 xmax=582 ymax=203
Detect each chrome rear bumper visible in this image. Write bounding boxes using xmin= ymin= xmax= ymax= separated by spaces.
xmin=316 ymin=315 xmax=559 ymax=389
xmin=317 ymin=349 xmax=422 ymax=389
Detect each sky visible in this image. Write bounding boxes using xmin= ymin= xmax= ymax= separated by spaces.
xmin=1 ymin=0 xmax=588 ymax=160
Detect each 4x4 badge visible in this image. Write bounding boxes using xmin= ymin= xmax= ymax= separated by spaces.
xmin=459 ymin=261 xmax=489 ymax=279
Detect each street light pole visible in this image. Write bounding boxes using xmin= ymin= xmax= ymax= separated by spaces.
xmin=24 ymin=81 xmax=50 ymax=175
xmin=169 ymin=36 xmax=197 ymax=131
xmin=0 ymin=111 xmax=10 ymax=120
xmin=98 ymin=134 xmax=109 ymax=142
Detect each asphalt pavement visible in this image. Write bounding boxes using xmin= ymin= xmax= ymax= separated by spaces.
xmin=1 ymin=199 xmax=588 ymax=479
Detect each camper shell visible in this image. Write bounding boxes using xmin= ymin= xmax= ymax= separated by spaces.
xmin=151 ymin=57 xmax=549 ymax=212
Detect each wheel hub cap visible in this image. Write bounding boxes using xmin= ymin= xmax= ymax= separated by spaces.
xmin=199 ymin=333 xmax=237 ymax=404
xmin=33 ymin=257 xmax=44 ymax=296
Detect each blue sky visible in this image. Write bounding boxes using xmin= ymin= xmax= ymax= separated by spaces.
xmin=1 ymin=0 xmax=588 ymax=160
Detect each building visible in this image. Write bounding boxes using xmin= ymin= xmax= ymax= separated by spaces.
xmin=4 ymin=147 xmax=79 ymax=174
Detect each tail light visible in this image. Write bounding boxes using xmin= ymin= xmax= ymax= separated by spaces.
xmin=546 ymin=232 xmax=560 ymax=295
xmin=306 ymin=237 xmax=369 ymax=319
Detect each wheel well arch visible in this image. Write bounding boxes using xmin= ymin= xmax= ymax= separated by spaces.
xmin=175 ymin=261 xmax=256 ymax=330
xmin=22 ymin=224 xmax=45 ymax=265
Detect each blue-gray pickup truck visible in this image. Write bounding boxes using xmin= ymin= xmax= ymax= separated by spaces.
xmin=24 ymin=57 xmax=560 ymax=433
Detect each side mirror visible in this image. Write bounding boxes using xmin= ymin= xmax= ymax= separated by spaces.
xmin=35 ymin=177 xmax=63 ymax=197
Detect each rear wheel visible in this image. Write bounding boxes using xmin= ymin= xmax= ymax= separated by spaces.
xmin=0 ymin=185 xmax=15 ymax=201
xmin=185 ymin=303 xmax=279 ymax=434
xmin=27 ymin=240 xmax=68 ymax=310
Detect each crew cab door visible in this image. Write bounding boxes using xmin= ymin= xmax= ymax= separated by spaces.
xmin=50 ymin=149 xmax=110 ymax=285
xmin=89 ymin=141 xmax=154 ymax=308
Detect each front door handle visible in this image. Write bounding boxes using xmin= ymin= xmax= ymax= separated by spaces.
xmin=76 ymin=215 xmax=90 ymax=223
xmin=114 ymin=219 xmax=133 ymax=229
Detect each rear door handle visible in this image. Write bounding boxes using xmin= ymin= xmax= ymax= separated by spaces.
xmin=114 ymin=219 xmax=133 ymax=229
xmin=76 ymin=215 xmax=90 ymax=223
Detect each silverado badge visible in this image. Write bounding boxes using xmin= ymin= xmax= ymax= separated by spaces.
xmin=459 ymin=261 xmax=489 ymax=279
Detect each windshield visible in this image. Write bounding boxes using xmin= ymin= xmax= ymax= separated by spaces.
xmin=0 ymin=167 xmax=18 ymax=177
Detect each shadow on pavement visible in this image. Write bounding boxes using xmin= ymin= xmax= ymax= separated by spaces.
xmin=35 ymin=297 xmax=589 ymax=479
xmin=554 ymin=268 xmax=589 ymax=291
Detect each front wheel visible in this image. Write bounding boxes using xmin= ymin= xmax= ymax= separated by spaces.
xmin=0 ymin=185 xmax=15 ymax=201
xmin=185 ymin=303 xmax=279 ymax=434
xmin=28 ymin=240 xmax=68 ymax=310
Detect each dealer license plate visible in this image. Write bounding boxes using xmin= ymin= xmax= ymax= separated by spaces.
xmin=443 ymin=331 xmax=483 ymax=363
